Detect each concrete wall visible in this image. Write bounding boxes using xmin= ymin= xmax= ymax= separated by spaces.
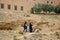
xmin=0 ymin=0 xmax=60 ymax=13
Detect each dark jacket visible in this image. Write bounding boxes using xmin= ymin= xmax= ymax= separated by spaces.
xmin=24 ymin=24 xmax=27 ymax=30
xmin=29 ymin=23 xmax=33 ymax=32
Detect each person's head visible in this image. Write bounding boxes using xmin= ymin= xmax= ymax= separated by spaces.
xmin=25 ymin=22 xmax=27 ymax=24
xmin=30 ymin=22 xmax=32 ymax=25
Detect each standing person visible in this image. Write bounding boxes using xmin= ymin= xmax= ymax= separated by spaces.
xmin=29 ymin=22 xmax=33 ymax=32
xmin=23 ymin=22 xmax=27 ymax=32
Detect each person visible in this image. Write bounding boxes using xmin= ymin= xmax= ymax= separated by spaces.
xmin=29 ymin=22 xmax=33 ymax=32
xmin=23 ymin=22 xmax=27 ymax=32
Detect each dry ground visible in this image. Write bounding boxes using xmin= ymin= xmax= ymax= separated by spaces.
xmin=0 ymin=12 xmax=60 ymax=40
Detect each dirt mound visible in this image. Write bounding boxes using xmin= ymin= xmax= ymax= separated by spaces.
xmin=0 ymin=12 xmax=21 ymax=30
xmin=0 ymin=12 xmax=38 ymax=30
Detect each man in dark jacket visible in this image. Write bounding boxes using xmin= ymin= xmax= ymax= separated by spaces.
xmin=23 ymin=22 xmax=27 ymax=32
xmin=29 ymin=22 xmax=33 ymax=32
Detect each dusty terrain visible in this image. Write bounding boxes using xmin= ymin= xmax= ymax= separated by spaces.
xmin=0 ymin=11 xmax=60 ymax=40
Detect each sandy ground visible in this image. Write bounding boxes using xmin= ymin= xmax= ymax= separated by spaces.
xmin=0 ymin=12 xmax=60 ymax=40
